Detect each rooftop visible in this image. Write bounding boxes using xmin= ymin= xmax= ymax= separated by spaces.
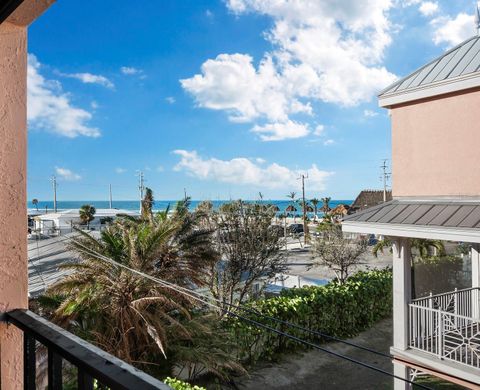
xmin=379 ymin=36 xmax=480 ymax=107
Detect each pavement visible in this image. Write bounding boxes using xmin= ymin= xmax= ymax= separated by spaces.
xmin=233 ymin=317 xmax=396 ymax=390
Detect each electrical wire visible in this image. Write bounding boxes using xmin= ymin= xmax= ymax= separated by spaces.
xmin=64 ymin=236 xmax=433 ymax=390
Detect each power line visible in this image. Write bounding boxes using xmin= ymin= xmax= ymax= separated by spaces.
xmin=63 ymin=236 xmax=432 ymax=390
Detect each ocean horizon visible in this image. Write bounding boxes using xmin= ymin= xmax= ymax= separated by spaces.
xmin=28 ymin=199 xmax=354 ymax=214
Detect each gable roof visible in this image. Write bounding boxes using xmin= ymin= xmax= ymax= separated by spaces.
xmin=379 ymin=36 xmax=480 ymax=107
xmin=350 ymin=190 xmax=392 ymax=213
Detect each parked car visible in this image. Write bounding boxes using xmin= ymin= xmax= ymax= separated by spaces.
xmin=288 ymin=223 xmax=304 ymax=234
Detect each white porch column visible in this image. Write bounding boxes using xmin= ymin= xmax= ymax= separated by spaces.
xmin=471 ymin=244 xmax=480 ymax=319
xmin=392 ymin=237 xmax=412 ymax=389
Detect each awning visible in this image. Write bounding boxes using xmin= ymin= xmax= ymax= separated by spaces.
xmin=342 ymin=199 xmax=480 ymax=243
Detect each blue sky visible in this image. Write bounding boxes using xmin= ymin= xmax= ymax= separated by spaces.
xmin=27 ymin=0 xmax=478 ymax=201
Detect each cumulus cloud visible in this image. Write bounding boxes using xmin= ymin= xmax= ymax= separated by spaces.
xmin=28 ymin=54 xmax=100 ymax=138
xmin=313 ymin=124 xmax=325 ymax=136
xmin=120 ymin=66 xmax=141 ymax=75
xmin=323 ymin=139 xmax=335 ymax=146
xmin=181 ymin=0 xmax=396 ymax=141
xmin=62 ymin=72 xmax=114 ymax=89
xmin=251 ymin=120 xmax=309 ymax=141
xmin=115 ymin=168 xmax=126 ymax=174
xmin=419 ymin=1 xmax=438 ymax=16
xmin=165 ymin=96 xmax=176 ymax=104
xmin=432 ymin=12 xmax=475 ymax=46
xmin=55 ymin=167 xmax=81 ymax=181
xmin=173 ymin=150 xmax=332 ymax=190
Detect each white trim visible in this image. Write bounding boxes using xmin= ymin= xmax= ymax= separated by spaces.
xmin=378 ymin=72 xmax=480 ymax=107
xmin=342 ymin=221 xmax=480 ymax=243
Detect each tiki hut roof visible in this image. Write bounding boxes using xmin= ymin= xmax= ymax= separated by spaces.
xmin=349 ymin=190 xmax=392 ymax=214
xmin=331 ymin=204 xmax=350 ymax=216
xmin=286 ymin=205 xmax=297 ymax=212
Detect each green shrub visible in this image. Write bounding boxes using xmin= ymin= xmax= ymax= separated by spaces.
xmin=227 ymin=268 xmax=392 ymax=363
xmin=164 ymin=377 xmax=206 ymax=390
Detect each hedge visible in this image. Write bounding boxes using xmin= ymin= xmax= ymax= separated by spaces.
xmin=164 ymin=377 xmax=206 ymax=390
xmin=227 ymin=268 xmax=393 ymax=363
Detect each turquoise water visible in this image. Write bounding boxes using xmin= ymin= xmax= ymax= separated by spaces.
xmin=28 ymin=199 xmax=353 ymax=215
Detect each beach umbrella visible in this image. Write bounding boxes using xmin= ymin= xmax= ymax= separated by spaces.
xmin=286 ymin=205 xmax=297 ymax=212
xmin=271 ymin=205 xmax=280 ymax=212
xmin=304 ymin=205 xmax=314 ymax=212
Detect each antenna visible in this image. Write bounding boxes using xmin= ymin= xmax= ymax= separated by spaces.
xmin=136 ymin=171 xmax=145 ymax=212
xmin=51 ymin=175 xmax=57 ymax=212
xmin=476 ymin=1 xmax=480 ymax=35
xmin=297 ymin=173 xmax=309 ymax=245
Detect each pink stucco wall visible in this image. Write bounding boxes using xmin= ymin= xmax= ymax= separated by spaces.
xmin=0 ymin=21 xmax=28 ymax=389
xmin=391 ymin=89 xmax=480 ymax=198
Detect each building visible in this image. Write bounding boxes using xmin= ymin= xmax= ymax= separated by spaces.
xmin=0 ymin=2 xmax=169 ymax=388
xmin=33 ymin=208 xmax=140 ymax=235
xmin=349 ymin=189 xmax=392 ymax=214
xmin=342 ymin=34 xmax=480 ymax=388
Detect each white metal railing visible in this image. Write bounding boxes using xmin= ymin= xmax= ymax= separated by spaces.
xmin=409 ymin=288 xmax=480 ymax=369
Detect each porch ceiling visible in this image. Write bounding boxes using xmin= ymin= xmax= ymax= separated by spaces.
xmin=342 ymin=199 xmax=480 ymax=243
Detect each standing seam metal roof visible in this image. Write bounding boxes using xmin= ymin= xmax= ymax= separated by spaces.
xmin=379 ymin=36 xmax=480 ymax=97
xmin=343 ymin=200 xmax=480 ymax=229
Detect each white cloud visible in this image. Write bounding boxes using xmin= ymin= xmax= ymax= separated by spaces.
xmin=62 ymin=72 xmax=114 ymax=89
xmin=432 ymin=12 xmax=474 ymax=46
xmin=115 ymin=168 xmax=126 ymax=174
xmin=364 ymin=109 xmax=378 ymax=117
xmin=182 ymin=0 xmax=397 ymax=140
xmin=55 ymin=167 xmax=81 ymax=181
xmin=251 ymin=120 xmax=309 ymax=141
xmin=173 ymin=150 xmax=333 ymax=190
xmin=165 ymin=96 xmax=176 ymax=104
xmin=27 ymin=54 xmax=100 ymax=138
xmin=419 ymin=1 xmax=438 ymax=16
xmin=91 ymin=101 xmax=99 ymax=109
xmin=157 ymin=166 xmax=165 ymax=172
xmin=323 ymin=139 xmax=335 ymax=146
xmin=120 ymin=66 xmax=141 ymax=75
xmin=313 ymin=124 xmax=325 ymax=136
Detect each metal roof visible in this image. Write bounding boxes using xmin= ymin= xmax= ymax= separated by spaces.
xmin=343 ymin=199 xmax=480 ymax=229
xmin=379 ymin=36 xmax=480 ymax=97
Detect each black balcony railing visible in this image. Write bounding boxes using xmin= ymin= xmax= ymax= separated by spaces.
xmin=5 ymin=309 xmax=171 ymax=390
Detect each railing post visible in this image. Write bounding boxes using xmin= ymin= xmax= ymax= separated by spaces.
xmin=437 ymin=312 xmax=442 ymax=359
xmin=78 ymin=369 xmax=94 ymax=390
xmin=24 ymin=334 xmax=36 ymax=390
xmin=48 ymin=349 xmax=63 ymax=390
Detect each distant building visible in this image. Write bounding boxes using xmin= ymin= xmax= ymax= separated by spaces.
xmin=33 ymin=208 xmax=140 ymax=236
xmin=349 ymin=189 xmax=392 ymax=214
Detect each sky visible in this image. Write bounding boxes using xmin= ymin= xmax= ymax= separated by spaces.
xmin=27 ymin=0 xmax=479 ymax=201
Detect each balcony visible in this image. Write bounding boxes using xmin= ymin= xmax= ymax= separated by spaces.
xmin=408 ymin=288 xmax=480 ymax=369
xmin=5 ymin=309 xmax=170 ymax=390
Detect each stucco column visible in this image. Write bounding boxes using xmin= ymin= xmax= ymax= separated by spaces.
xmin=392 ymin=238 xmax=412 ymax=390
xmin=0 ymin=21 xmax=28 ymax=389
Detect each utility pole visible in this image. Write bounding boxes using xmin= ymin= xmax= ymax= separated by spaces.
xmin=299 ymin=173 xmax=309 ymax=245
xmin=137 ymin=171 xmax=145 ymax=212
xmin=109 ymin=184 xmax=113 ymax=209
xmin=184 ymin=187 xmax=187 ymax=201
xmin=51 ymin=175 xmax=57 ymax=212
xmin=380 ymin=159 xmax=391 ymax=202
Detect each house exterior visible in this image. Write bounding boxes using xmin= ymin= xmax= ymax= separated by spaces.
xmin=349 ymin=189 xmax=392 ymax=214
xmin=33 ymin=208 xmax=140 ymax=235
xmin=342 ymin=35 xmax=480 ymax=388
xmin=0 ymin=2 xmax=169 ymax=388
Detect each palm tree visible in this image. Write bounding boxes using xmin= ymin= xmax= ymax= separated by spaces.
xmin=311 ymin=198 xmax=319 ymax=221
xmin=372 ymin=237 xmax=445 ymax=258
xmin=41 ymin=199 xmax=221 ymax=372
xmin=320 ymin=197 xmax=331 ymax=215
xmin=32 ymin=198 xmax=39 ymax=211
xmin=141 ymin=187 xmax=154 ymax=220
xmin=286 ymin=192 xmax=297 ymax=222
xmin=79 ymin=204 xmax=96 ymax=229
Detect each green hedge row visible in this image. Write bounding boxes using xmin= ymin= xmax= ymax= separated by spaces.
xmin=227 ymin=268 xmax=393 ymax=363
xmin=164 ymin=377 xmax=206 ymax=390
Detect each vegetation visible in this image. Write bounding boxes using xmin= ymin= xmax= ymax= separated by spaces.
xmin=312 ymin=226 xmax=367 ymax=284
xmin=32 ymin=198 xmax=39 ymax=211
xmin=320 ymin=197 xmax=331 ymax=214
xmin=141 ymin=187 xmax=155 ymax=220
xmin=310 ymin=198 xmax=319 ymax=221
xmin=79 ymin=204 xmax=96 ymax=228
xmin=204 ymin=200 xmax=286 ymax=311
xmin=164 ymin=377 xmax=206 ymax=390
xmin=227 ymin=269 xmax=392 ymax=363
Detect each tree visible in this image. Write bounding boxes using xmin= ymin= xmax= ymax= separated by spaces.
xmin=320 ymin=197 xmax=331 ymax=214
xmin=372 ymin=237 xmax=445 ymax=258
xmin=141 ymin=187 xmax=155 ymax=220
xmin=40 ymin=199 xmax=224 ymax=377
xmin=32 ymin=198 xmax=39 ymax=211
xmin=286 ymin=192 xmax=297 ymax=222
xmin=311 ymin=227 xmax=367 ymax=284
xmin=311 ymin=198 xmax=319 ymax=221
xmin=79 ymin=204 xmax=96 ymax=229
xmin=207 ymin=201 xmax=286 ymax=311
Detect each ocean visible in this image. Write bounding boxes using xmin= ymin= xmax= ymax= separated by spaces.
xmin=27 ymin=199 xmax=353 ymax=215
